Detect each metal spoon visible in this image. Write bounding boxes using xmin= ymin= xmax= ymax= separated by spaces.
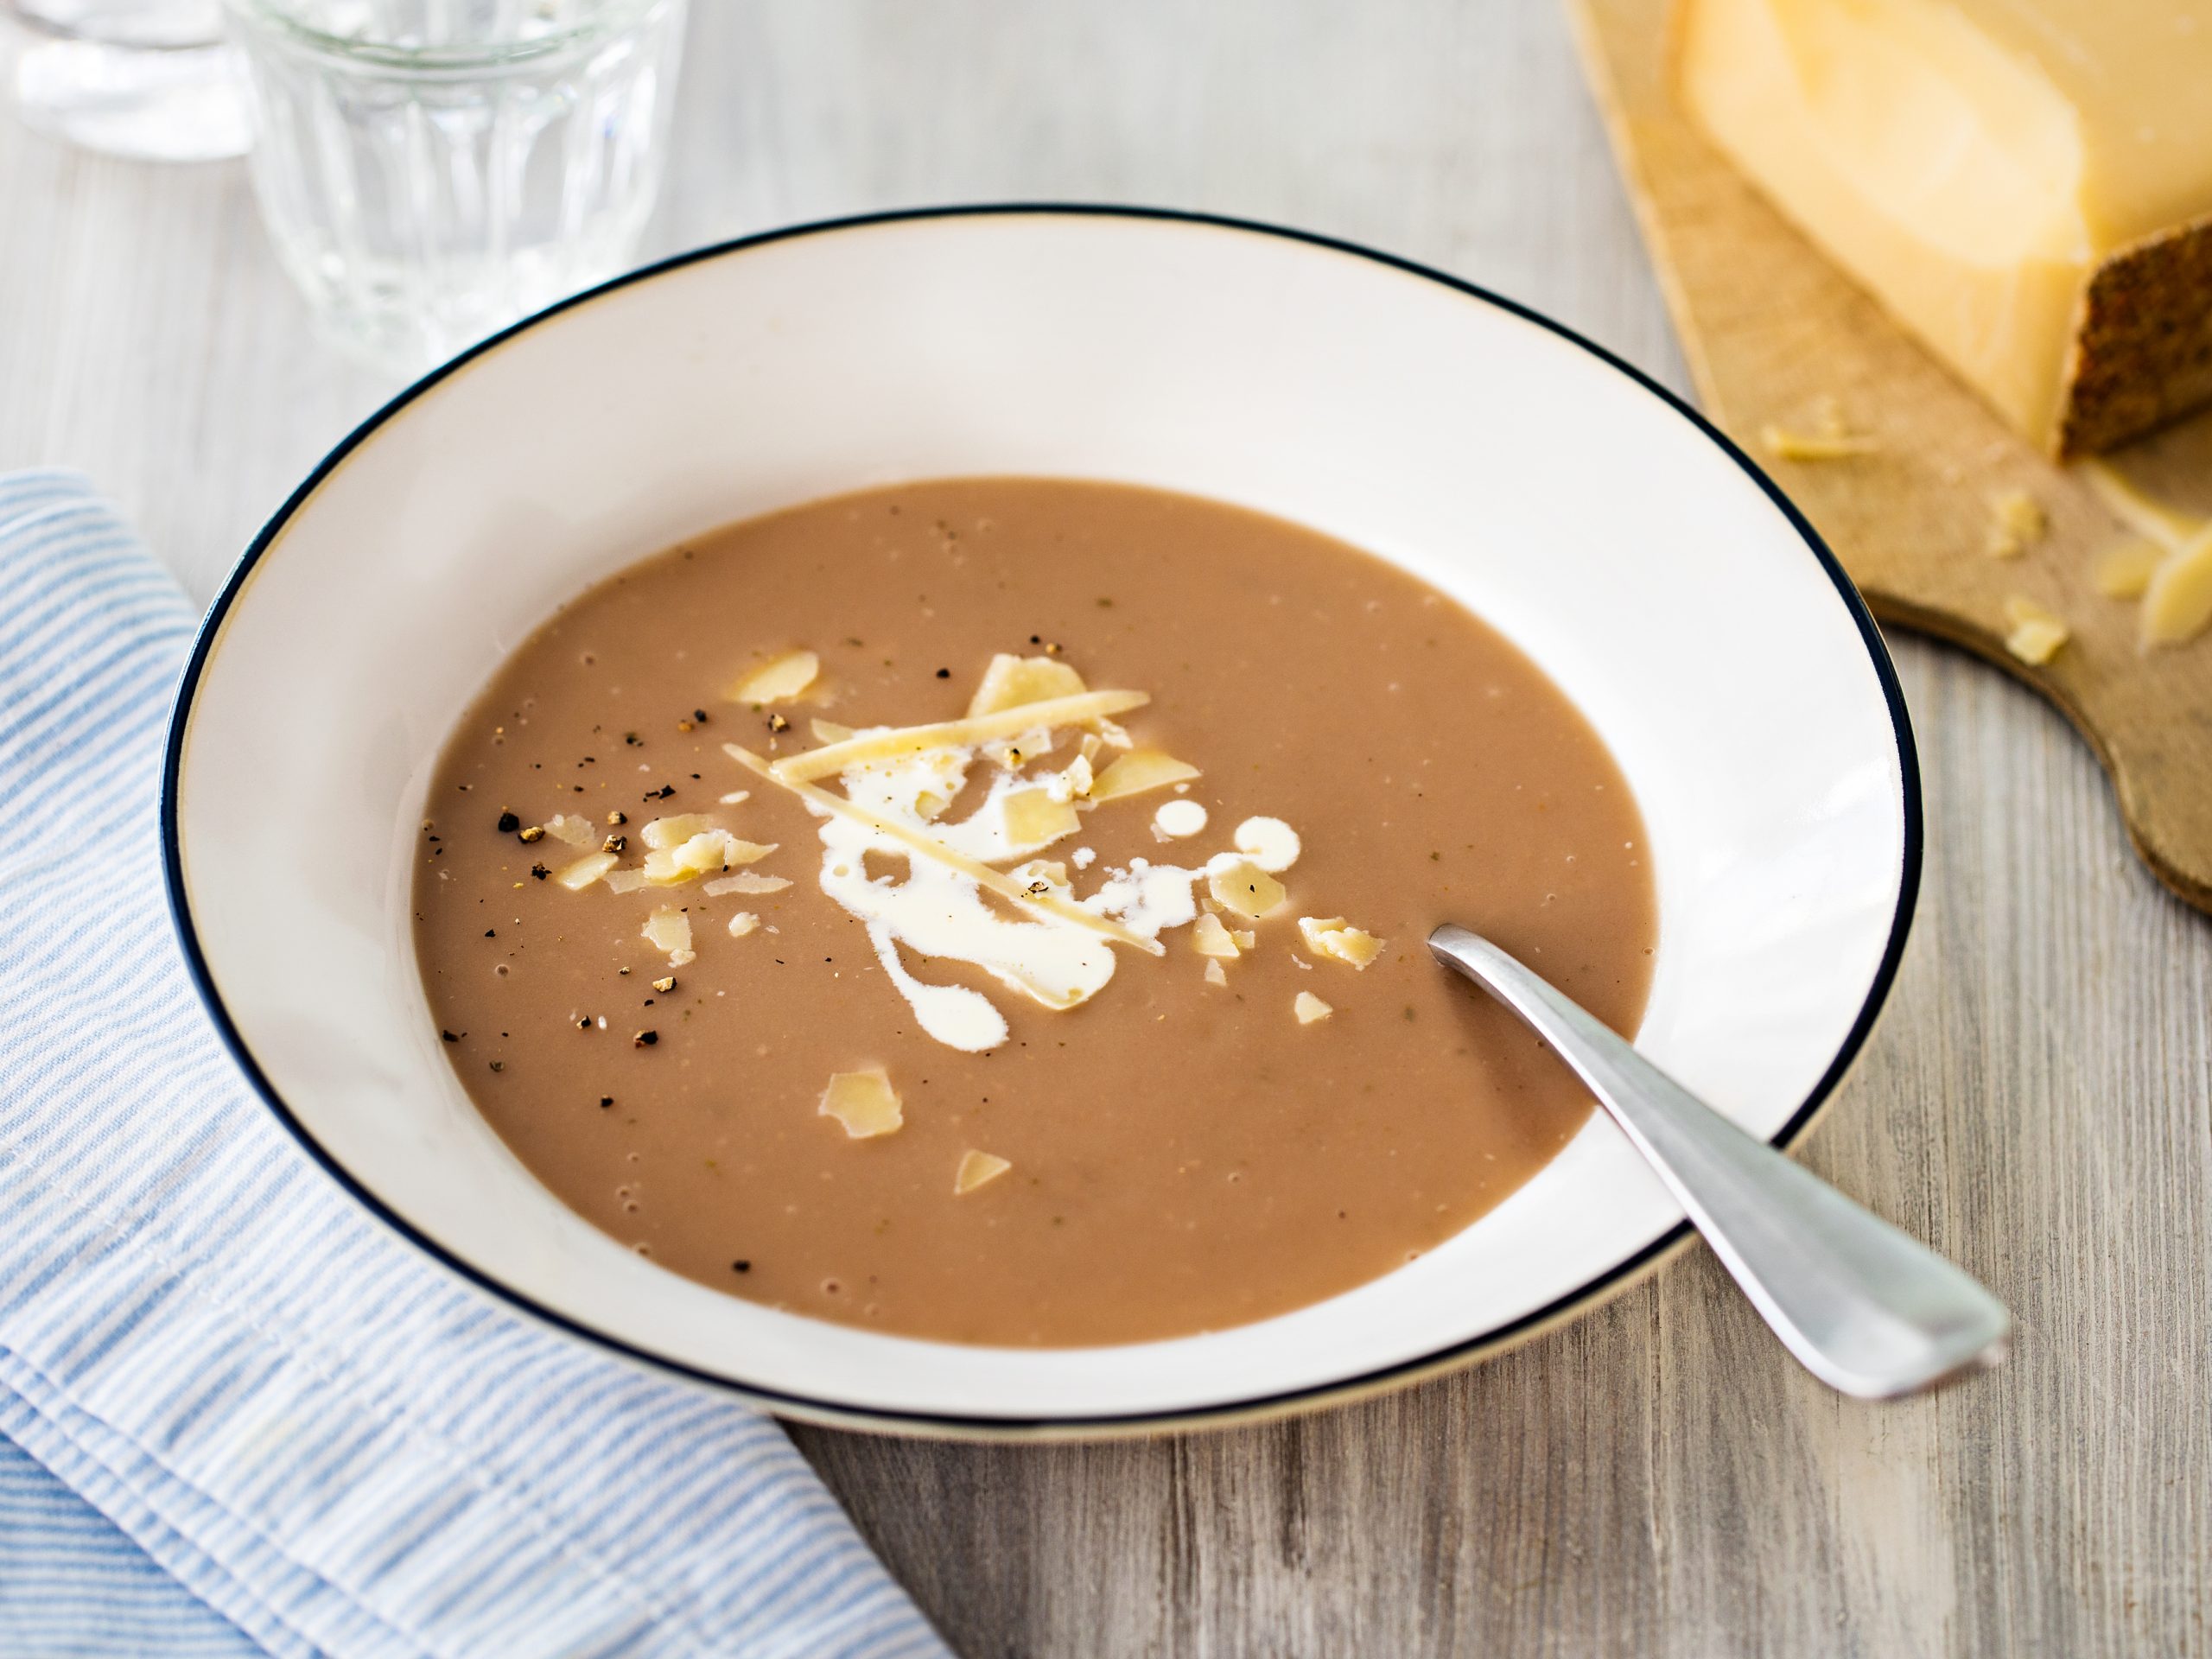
xmin=1429 ymin=925 xmax=2010 ymax=1399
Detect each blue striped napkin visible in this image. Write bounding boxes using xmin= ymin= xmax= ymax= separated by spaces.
xmin=0 ymin=470 xmax=946 ymax=1659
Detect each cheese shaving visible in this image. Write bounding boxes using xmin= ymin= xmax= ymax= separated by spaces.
xmin=641 ymin=814 xmax=719 ymax=851
xmin=540 ymin=814 xmax=597 ymax=849
xmin=703 ymin=871 xmax=791 ymax=895
xmin=641 ymin=906 xmax=694 ymax=966
xmin=819 ymin=1069 xmax=901 ymax=1139
xmin=1297 ymin=915 xmax=1383 ymax=968
xmin=771 ymin=690 xmax=1149 ymax=783
xmin=1089 ymin=748 xmax=1200 ymax=803
xmin=967 ymin=653 xmax=1088 ymax=716
xmin=1206 ymin=858 xmax=1286 ymax=919
xmin=1190 ymin=912 xmax=1241 ymax=959
xmin=1003 ymin=787 xmax=1081 ymax=850
xmin=725 ymin=649 xmax=819 ymax=705
xmin=954 ymin=1149 xmax=1012 ymax=1193
xmin=727 ymin=743 xmax=1160 ymax=952
xmin=554 ymin=851 xmax=618 ymax=891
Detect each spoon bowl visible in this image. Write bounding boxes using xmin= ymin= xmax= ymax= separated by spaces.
xmin=1430 ymin=924 xmax=2010 ymax=1399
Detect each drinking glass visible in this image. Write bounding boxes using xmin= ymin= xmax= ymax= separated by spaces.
xmin=6 ymin=1 xmax=250 ymax=159
xmin=224 ymin=0 xmax=686 ymax=374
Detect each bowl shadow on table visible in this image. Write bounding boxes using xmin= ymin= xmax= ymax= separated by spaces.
xmin=783 ymin=1259 xmax=1861 ymax=1654
xmin=775 ymin=754 xmax=2164 ymax=1659
xmin=780 ymin=1032 xmax=2018 ymax=1659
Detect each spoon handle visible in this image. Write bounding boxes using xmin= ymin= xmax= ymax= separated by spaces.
xmin=1428 ymin=925 xmax=2009 ymax=1399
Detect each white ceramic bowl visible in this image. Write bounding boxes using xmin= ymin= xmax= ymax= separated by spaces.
xmin=164 ymin=207 xmax=1919 ymax=1436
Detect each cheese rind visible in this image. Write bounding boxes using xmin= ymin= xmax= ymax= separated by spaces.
xmin=2063 ymin=222 xmax=2212 ymax=454
xmin=1677 ymin=0 xmax=2212 ymax=456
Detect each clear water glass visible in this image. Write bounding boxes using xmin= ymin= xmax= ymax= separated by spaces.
xmin=6 ymin=1 xmax=250 ymax=160
xmin=225 ymin=0 xmax=685 ymax=374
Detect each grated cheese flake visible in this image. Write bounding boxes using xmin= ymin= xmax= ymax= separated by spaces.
xmin=725 ymin=649 xmax=819 ymax=705
xmin=954 ymin=1149 xmax=1012 ymax=1193
xmin=820 ymin=1069 xmax=902 ymax=1139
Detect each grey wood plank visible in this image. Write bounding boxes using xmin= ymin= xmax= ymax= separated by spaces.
xmin=3 ymin=2 xmax=2204 ymax=1655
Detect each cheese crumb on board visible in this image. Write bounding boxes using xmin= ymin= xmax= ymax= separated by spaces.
xmin=2002 ymin=596 xmax=2070 ymax=666
xmin=2082 ymin=460 xmax=2205 ymax=552
xmin=1984 ymin=491 xmax=2047 ymax=559
xmin=2094 ymin=540 xmax=2165 ymax=600
xmin=1756 ymin=395 xmax=1882 ymax=462
xmin=2141 ymin=527 xmax=2212 ymax=647
xmin=1294 ymin=991 xmax=1334 ymax=1025
xmin=1758 ymin=423 xmax=1881 ymax=462
xmin=2078 ymin=462 xmax=2212 ymax=644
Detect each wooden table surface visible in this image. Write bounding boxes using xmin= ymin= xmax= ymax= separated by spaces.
xmin=3 ymin=3 xmax=2205 ymax=1654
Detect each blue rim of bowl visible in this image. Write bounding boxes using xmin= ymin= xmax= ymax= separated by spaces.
xmin=160 ymin=203 xmax=1924 ymax=1436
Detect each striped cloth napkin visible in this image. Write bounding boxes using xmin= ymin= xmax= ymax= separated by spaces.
xmin=0 ymin=470 xmax=947 ymax=1659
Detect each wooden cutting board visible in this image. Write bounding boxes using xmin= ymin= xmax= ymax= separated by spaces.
xmin=1567 ymin=0 xmax=2212 ymax=915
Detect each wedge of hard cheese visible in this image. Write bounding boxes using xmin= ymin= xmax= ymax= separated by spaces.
xmin=1677 ymin=0 xmax=2212 ymax=456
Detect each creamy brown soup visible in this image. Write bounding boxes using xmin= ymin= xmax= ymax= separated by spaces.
xmin=413 ymin=479 xmax=1656 ymax=1346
